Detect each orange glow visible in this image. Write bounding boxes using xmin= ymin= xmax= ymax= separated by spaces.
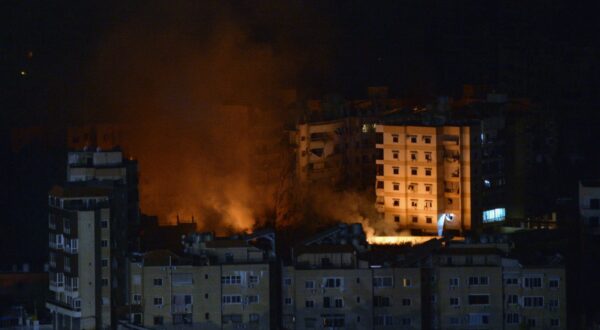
xmin=367 ymin=235 xmax=439 ymax=245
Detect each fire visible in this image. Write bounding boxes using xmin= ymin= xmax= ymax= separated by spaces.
xmin=367 ymin=235 xmax=440 ymax=245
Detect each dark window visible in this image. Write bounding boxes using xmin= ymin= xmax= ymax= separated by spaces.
xmin=468 ymin=295 xmax=489 ymax=305
xmin=591 ymin=199 xmax=600 ymax=209
xmin=153 ymin=316 xmax=163 ymax=325
xmin=394 ymin=216 xmax=400 ymax=223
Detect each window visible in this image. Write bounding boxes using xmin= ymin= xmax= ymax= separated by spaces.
xmin=526 ymin=319 xmax=537 ymax=327
xmin=507 ymin=294 xmax=518 ymax=304
xmin=334 ymin=298 xmax=344 ymax=308
xmin=425 ymin=168 xmax=432 ymax=176
xmin=425 ymin=152 xmax=432 ymax=162
xmin=133 ymin=294 xmax=142 ymax=304
xmin=449 ymin=277 xmax=459 ymax=287
xmin=411 ymin=167 xmax=418 ymax=175
xmin=393 ymin=182 xmax=400 ymax=191
xmin=247 ymin=295 xmax=259 ymax=304
xmin=225 ymin=253 xmax=233 ymax=263
xmin=468 ymin=276 xmax=489 ymax=286
xmin=101 ymin=220 xmax=108 ymax=228
xmin=505 ymin=277 xmax=518 ymax=285
xmin=410 ymin=135 xmax=417 ymax=143
xmin=153 ymin=297 xmax=163 ymax=306
xmin=449 ymin=317 xmax=460 ymax=325
xmin=402 ymin=278 xmax=411 ymax=287
xmin=426 ymin=216 xmax=432 ymax=224
xmin=305 ymin=300 xmax=314 ymax=308
xmin=425 ymin=184 xmax=432 ymax=192
xmin=205 ymin=313 xmax=209 ymax=320
xmin=376 ymin=181 xmax=384 ymax=189
xmin=424 ymin=200 xmax=433 ymax=209
xmin=153 ymin=316 xmax=163 ymax=325
xmin=550 ymin=318 xmax=560 ymax=327
xmin=590 ymin=198 xmax=600 ymax=209
xmin=373 ymin=276 xmax=393 ymax=288
xmin=249 ymin=313 xmax=260 ymax=323
xmin=222 ymin=275 xmax=242 ymax=285
xmin=101 ymin=240 xmax=108 ymax=248
xmin=305 ymin=280 xmax=315 ymax=289
xmin=450 ymin=297 xmax=460 ymax=306
xmin=323 ymin=297 xmax=331 ymax=308
xmin=548 ymin=298 xmax=559 ymax=309
xmin=523 ymin=296 xmax=544 ymax=307
xmin=506 ymin=313 xmax=519 ymax=324
xmin=410 ymin=152 xmax=417 ymax=161
xmin=101 ymin=259 xmax=108 ymax=267
xmin=468 ymin=295 xmax=490 ymax=305
xmin=222 ymin=295 xmax=242 ymax=304
xmin=392 ymin=134 xmax=399 ymax=143
xmin=374 ymin=296 xmax=390 ymax=307
xmin=411 ymin=216 xmax=418 ymax=223
xmin=392 ymin=166 xmax=399 ymax=175
xmin=394 ymin=215 xmax=400 ymax=223
xmin=402 ymin=298 xmax=411 ymax=306
xmin=249 ymin=275 xmax=258 ymax=284
xmin=549 ymin=278 xmax=560 ymax=288
xmin=393 ymin=199 xmax=400 ymax=207
xmin=101 ymin=278 xmax=109 ymax=287
xmin=374 ymin=315 xmax=393 ymax=326
xmin=423 ymin=136 xmax=431 ymax=144
xmin=401 ymin=318 xmax=411 ymax=326
xmin=408 ymin=183 xmax=417 ymax=192
xmin=411 ymin=199 xmax=418 ymax=208
xmin=468 ymin=314 xmax=490 ymax=325
xmin=392 ymin=151 xmax=399 ymax=159
xmin=323 ymin=315 xmax=345 ymax=327
xmin=153 ymin=278 xmax=163 ymax=286
xmin=284 ymin=297 xmax=292 ymax=305
xmin=173 ymin=273 xmax=193 ymax=286
xmin=324 ymin=277 xmax=342 ymax=288
xmin=524 ymin=277 xmax=543 ymax=288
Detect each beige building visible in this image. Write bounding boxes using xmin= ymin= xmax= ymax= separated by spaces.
xmin=125 ymin=232 xmax=276 ymax=330
xmin=46 ymin=186 xmax=113 ymax=330
xmin=281 ymin=224 xmax=423 ymax=330
xmin=375 ymin=125 xmax=482 ymax=234
xmin=433 ymin=243 xmax=566 ymax=329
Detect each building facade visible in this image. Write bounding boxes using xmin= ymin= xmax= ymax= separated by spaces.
xmin=375 ymin=125 xmax=482 ymax=235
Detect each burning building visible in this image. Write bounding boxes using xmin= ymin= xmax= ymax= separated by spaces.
xmin=375 ymin=124 xmax=482 ymax=235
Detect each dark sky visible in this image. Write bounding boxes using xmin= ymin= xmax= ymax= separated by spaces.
xmin=2 ymin=0 xmax=597 ymax=128
xmin=1 ymin=0 xmax=600 ymax=267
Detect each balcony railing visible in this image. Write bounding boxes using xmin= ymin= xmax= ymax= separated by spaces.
xmin=172 ymin=304 xmax=193 ymax=314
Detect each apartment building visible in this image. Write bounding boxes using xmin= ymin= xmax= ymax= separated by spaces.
xmin=47 ymin=147 xmax=139 ymax=330
xmin=433 ymin=242 xmax=566 ymax=329
xmin=47 ymin=185 xmax=113 ymax=330
xmin=281 ymin=224 xmax=424 ymax=330
xmin=375 ymin=124 xmax=482 ymax=234
xmin=579 ymin=180 xmax=600 ymax=235
xmin=125 ymin=231 xmax=277 ymax=330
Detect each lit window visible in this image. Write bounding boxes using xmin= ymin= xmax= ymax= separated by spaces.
xmin=482 ymin=208 xmax=505 ymax=223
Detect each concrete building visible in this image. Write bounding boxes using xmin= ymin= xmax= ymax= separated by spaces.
xmin=579 ymin=180 xmax=600 ymax=234
xmin=375 ymin=124 xmax=482 ymax=235
xmin=281 ymin=224 xmax=425 ymax=330
xmin=125 ymin=230 xmax=277 ymax=330
xmin=47 ymin=147 xmax=139 ymax=330
xmin=47 ymin=185 xmax=114 ymax=330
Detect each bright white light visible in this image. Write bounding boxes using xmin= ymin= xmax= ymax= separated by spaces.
xmin=437 ymin=213 xmax=455 ymax=236
xmin=483 ymin=208 xmax=505 ymax=223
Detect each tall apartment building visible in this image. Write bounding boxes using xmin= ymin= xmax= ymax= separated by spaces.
xmin=375 ymin=124 xmax=482 ymax=235
xmin=47 ymin=147 xmax=139 ymax=330
xmin=47 ymin=186 xmax=114 ymax=330
xmin=125 ymin=230 xmax=277 ymax=330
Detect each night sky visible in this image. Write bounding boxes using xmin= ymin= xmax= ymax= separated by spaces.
xmin=2 ymin=0 xmax=600 ymax=266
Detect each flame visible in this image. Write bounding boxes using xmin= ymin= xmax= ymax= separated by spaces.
xmin=367 ymin=235 xmax=440 ymax=245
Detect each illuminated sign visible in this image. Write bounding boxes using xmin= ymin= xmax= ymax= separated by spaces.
xmin=483 ymin=208 xmax=505 ymax=223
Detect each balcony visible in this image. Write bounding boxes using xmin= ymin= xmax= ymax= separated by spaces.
xmin=49 ymin=281 xmax=64 ymax=292
xmin=172 ymin=304 xmax=193 ymax=314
